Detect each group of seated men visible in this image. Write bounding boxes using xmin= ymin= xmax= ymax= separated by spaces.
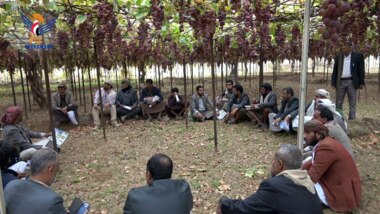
xmin=1 ymin=137 xmax=361 ymax=213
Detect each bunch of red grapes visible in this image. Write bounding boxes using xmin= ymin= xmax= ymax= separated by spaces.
xmin=318 ymin=0 xmax=351 ymax=42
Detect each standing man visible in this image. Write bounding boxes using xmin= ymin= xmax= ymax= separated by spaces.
xmin=332 ymin=41 xmax=365 ymax=120
xmin=52 ymin=82 xmax=78 ymax=126
xmin=190 ymin=85 xmax=215 ymax=122
xmin=92 ymin=80 xmax=118 ymax=129
xmin=116 ymin=79 xmax=141 ymax=122
xmin=139 ymin=79 xmax=165 ymax=121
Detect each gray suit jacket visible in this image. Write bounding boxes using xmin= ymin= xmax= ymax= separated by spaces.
xmin=52 ymin=91 xmax=76 ymax=110
xmin=123 ymin=179 xmax=193 ymax=214
xmin=1 ymin=124 xmax=43 ymax=150
xmin=190 ymin=94 xmax=213 ymax=114
xmin=4 ymin=179 xmax=67 ymax=214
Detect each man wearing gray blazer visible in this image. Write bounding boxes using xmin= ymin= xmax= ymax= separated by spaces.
xmin=190 ymin=85 xmax=214 ymax=121
xmin=4 ymin=148 xmax=67 ymax=214
xmin=123 ymin=154 xmax=193 ymax=214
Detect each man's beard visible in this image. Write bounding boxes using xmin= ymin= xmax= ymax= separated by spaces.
xmin=309 ymin=136 xmax=319 ymax=147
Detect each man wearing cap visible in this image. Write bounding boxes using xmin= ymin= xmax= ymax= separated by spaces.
xmin=52 ymin=82 xmax=78 ymax=126
xmin=116 ymin=79 xmax=141 ymax=122
xmin=290 ymin=89 xmax=330 ymax=131
xmin=246 ymin=82 xmax=278 ymax=129
xmin=302 ymin=120 xmax=361 ymax=212
xmin=92 ymin=80 xmax=119 ymax=129
xmin=332 ymin=42 xmax=365 ymax=120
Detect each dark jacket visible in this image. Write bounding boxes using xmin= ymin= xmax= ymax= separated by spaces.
xmin=168 ymin=95 xmax=185 ymax=109
xmin=116 ymin=87 xmax=139 ymax=107
xmin=52 ymin=91 xmax=76 ymax=110
xmin=227 ymin=93 xmax=250 ymax=112
xmin=274 ymin=97 xmax=299 ymax=120
xmin=190 ymin=94 xmax=213 ymax=114
xmin=2 ymin=169 xmax=18 ymax=189
xmin=123 ymin=179 xmax=193 ymax=214
xmin=139 ymin=86 xmax=163 ymax=103
xmin=332 ymin=51 xmax=365 ymax=89
xmin=258 ymin=92 xmax=278 ymax=113
xmin=220 ymin=172 xmax=322 ymax=214
xmin=5 ymin=179 xmax=67 ymax=214
xmin=1 ymin=124 xmax=43 ymax=151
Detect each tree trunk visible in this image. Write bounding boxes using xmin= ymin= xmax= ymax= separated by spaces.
xmin=191 ymin=63 xmax=194 ymax=94
xmin=10 ymin=71 xmax=17 ymax=106
xmin=312 ymin=58 xmax=316 ymax=77
xmin=244 ymin=61 xmax=248 ymax=82
xmin=24 ymin=55 xmax=46 ymax=108
xmin=18 ymin=51 xmax=28 ymax=119
xmin=81 ymin=67 xmax=87 ymax=113
xmin=77 ymin=68 xmax=82 ymax=105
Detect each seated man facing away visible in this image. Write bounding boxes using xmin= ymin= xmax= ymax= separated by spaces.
xmin=218 ymin=144 xmax=322 ymax=214
xmin=217 ymin=80 xmax=234 ymax=110
xmin=92 ymin=80 xmax=119 ymax=129
xmin=302 ymin=120 xmax=361 ymax=212
xmin=4 ymin=148 xmax=67 ymax=214
xmin=246 ymin=82 xmax=278 ymax=129
xmin=139 ymin=79 xmax=165 ymax=121
xmin=269 ymin=87 xmax=299 ymax=132
xmin=52 ymin=82 xmax=79 ymax=126
xmin=313 ymin=106 xmax=353 ymax=158
xmin=291 ymin=89 xmax=330 ymax=131
xmin=116 ymin=79 xmax=141 ymax=122
xmin=190 ymin=85 xmax=215 ymax=122
xmin=224 ymin=84 xmax=250 ymax=124
xmin=1 ymin=106 xmax=52 ymax=161
xmin=166 ymin=87 xmax=188 ymax=120
xmin=123 ymin=154 xmax=193 ymax=214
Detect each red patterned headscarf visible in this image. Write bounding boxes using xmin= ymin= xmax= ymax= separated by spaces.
xmin=1 ymin=106 xmax=22 ymax=124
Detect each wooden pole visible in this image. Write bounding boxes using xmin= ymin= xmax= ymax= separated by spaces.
xmin=93 ymin=39 xmax=107 ymax=139
xmin=81 ymin=67 xmax=87 ymax=113
xmin=23 ymin=57 xmax=32 ymax=111
xmin=10 ymin=71 xmax=17 ymax=106
xmin=183 ymin=58 xmax=188 ymax=128
xmin=18 ymin=51 xmax=28 ymax=119
xmin=0 ymin=174 xmax=5 ymax=214
xmin=41 ymin=46 xmax=58 ymax=151
xmin=210 ymin=37 xmax=218 ymax=153
xmin=77 ymin=68 xmax=82 ymax=106
xmin=86 ymin=51 xmax=94 ymax=108
xmin=191 ymin=63 xmax=194 ymax=94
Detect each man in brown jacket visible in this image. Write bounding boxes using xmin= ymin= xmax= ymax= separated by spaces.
xmin=302 ymin=120 xmax=361 ymax=212
xmin=52 ymin=82 xmax=78 ymax=125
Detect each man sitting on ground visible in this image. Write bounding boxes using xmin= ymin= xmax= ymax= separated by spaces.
xmin=224 ymin=84 xmax=250 ymax=124
xmin=190 ymin=85 xmax=215 ymax=122
xmin=4 ymin=148 xmax=67 ymax=214
xmin=139 ymin=79 xmax=165 ymax=121
xmin=1 ymin=141 xmax=20 ymax=189
xmin=313 ymin=106 xmax=353 ymax=158
xmin=291 ymin=89 xmax=330 ymax=131
xmin=302 ymin=120 xmax=361 ymax=212
xmin=246 ymin=82 xmax=278 ymax=128
xmin=217 ymin=80 xmax=234 ymax=111
xmin=269 ymin=87 xmax=299 ymax=132
xmin=123 ymin=154 xmax=193 ymax=214
xmin=116 ymin=79 xmax=141 ymax=122
xmin=92 ymin=80 xmax=119 ymax=129
xmin=218 ymin=144 xmax=322 ymax=214
xmin=166 ymin=88 xmax=188 ymax=120
xmin=52 ymin=82 xmax=78 ymax=126
xmin=317 ymin=98 xmax=347 ymax=132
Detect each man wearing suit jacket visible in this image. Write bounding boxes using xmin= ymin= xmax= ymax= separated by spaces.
xmin=331 ymin=42 xmax=365 ymax=120
xmin=52 ymin=82 xmax=79 ymax=125
xmin=190 ymin=85 xmax=215 ymax=121
xmin=302 ymin=120 xmax=362 ymax=212
xmin=218 ymin=144 xmax=322 ymax=214
xmin=4 ymin=148 xmax=67 ymax=214
xmin=123 ymin=154 xmax=193 ymax=214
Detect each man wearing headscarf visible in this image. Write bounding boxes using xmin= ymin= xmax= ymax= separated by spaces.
xmin=291 ymin=89 xmax=330 ymax=131
xmin=92 ymin=80 xmax=119 ymax=129
xmin=1 ymin=106 xmax=51 ymax=160
xmin=246 ymin=82 xmax=278 ymax=128
xmin=302 ymin=120 xmax=361 ymax=212
xmin=52 ymin=82 xmax=78 ymax=126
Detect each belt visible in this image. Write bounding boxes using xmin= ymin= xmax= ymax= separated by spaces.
xmin=341 ymin=77 xmax=352 ymax=80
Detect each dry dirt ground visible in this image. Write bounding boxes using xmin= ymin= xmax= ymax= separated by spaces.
xmin=1 ymin=74 xmax=379 ymax=214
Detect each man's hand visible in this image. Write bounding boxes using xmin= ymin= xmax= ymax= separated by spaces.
xmin=253 ymin=104 xmax=260 ymax=109
xmin=284 ymin=115 xmax=291 ymax=123
xmin=61 ymin=107 xmax=68 ymax=115
xmin=231 ymin=108 xmax=238 ymax=116
xmin=359 ymin=85 xmax=364 ymax=89
xmin=274 ymin=117 xmax=281 ymax=126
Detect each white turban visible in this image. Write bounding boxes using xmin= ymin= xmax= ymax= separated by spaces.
xmin=315 ymin=89 xmax=330 ymax=99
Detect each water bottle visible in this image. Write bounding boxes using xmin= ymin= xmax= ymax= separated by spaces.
xmin=77 ymin=203 xmax=90 ymax=214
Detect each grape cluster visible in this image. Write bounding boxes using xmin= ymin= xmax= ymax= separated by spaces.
xmin=275 ymin=24 xmax=287 ymax=61
xmin=0 ymin=37 xmax=10 ymax=51
xmin=318 ymin=0 xmax=351 ymax=42
xmin=151 ymin=0 xmax=164 ymax=30
xmin=187 ymin=6 xmax=216 ymax=39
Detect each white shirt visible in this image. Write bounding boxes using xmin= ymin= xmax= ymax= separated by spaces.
xmin=94 ymin=88 xmax=116 ymax=105
xmin=341 ymin=53 xmax=352 ymax=78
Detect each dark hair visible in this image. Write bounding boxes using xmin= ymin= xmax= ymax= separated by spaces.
xmin=0 ymin=141 xmax=12 ymax=170
xmin=233 ymin=84 xmax=243 ymax=93
xmin=316 ymin=106 xmax=334 ymax=122
xmin=146 ymin=79 xmax=153 ymax=84
xmin=276 ymin=144 xmax=302 ymax=170
xmin=30 ymin=148 xmax=59 ymax=176
xmin=196 ymin=85 xmax=203 ymax=91
xmin=261 ymin=82 xmax=272 ymax=91
xmin=146 ymin=153 xmax=173 ymax=180
xmin=282 ymin=87 xmax=294 ymax=96
xmin=226 ymin=80 xmax=234 ymax=85
xmin=171 ymin=88 xmax=179 ymax=93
